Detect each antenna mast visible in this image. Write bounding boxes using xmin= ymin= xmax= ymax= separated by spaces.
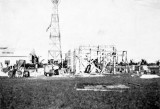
xmin=47 ymin=0 xmax=62 ymax=64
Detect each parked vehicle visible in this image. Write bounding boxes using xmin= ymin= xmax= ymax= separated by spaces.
xmin=44 ymin=64 xmax=59 ymax=76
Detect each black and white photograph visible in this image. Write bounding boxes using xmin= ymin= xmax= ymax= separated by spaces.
xmin=0 ymin=0 xmax=160 ymax=108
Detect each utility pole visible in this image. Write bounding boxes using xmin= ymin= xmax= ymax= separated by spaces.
xmin=46 ymin=0 xmax=62 ymax=65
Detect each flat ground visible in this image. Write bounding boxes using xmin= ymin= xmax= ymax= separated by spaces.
xmin=0 ymin=74 xmax=160 ymax=109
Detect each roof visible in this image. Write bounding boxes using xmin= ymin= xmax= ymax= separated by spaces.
xmin=0 ymin=48 xmax=30 ymax=57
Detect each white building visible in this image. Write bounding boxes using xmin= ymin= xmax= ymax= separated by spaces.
xmin=0 ymin=47 xmax=31 ymax=68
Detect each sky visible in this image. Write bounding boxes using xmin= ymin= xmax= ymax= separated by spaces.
xmin=0 ymin=0 xmax=160 ymax=62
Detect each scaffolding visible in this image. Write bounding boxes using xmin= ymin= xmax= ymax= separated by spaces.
xmin=46 ymin=0 xmax=62 ymax=64
xmin=65 ymin=45 xmax=128 ymax=74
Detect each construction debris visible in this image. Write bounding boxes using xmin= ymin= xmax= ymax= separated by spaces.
xmin=76 ymin=83 xmax=129 ymax=92
xmin=0 ymin=71 xmax=8 ymax=77
xmin=140 ymin=74 xmax=160 ymax=79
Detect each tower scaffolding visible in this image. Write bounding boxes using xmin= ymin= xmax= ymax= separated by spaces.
xmin=46 ymin=0 xmax=62 ymax=64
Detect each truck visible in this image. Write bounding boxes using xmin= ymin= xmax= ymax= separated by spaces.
xmin=44 ymin=64 xmax=59 ymax=76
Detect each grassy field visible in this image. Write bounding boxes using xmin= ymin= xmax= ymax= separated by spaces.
xmin=0 ymin=74 xmax=160 ymax=109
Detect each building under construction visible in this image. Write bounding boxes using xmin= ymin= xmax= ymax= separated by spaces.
xmin=65 ymin=45 xmax=128 ymax=74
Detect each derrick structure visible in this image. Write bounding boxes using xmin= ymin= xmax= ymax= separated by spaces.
xmin=47 ymin=0 xmax=62 ymax=63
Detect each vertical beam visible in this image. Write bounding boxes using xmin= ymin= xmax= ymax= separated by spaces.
xmin=113 ymin=47 xmax=116 ymax=74
xmin=73 ymin=49 xmax=76 ymax=73
xmin=79 ymin=46 xmax=81 ymax=73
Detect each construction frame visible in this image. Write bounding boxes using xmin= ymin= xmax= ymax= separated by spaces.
xmin=65 ymin=45 xmax=129 ymax=74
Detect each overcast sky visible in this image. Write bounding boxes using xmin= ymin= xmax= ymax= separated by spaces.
xmin=0 ymin=0 xmax=160 ymax=62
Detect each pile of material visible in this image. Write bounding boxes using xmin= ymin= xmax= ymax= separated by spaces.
xmin=75 ymin=73 xmax=104 ymax=77
xmin=0 ymin=71 xmax=8 ymax=77
xmin=76 ymin=83 xmax=129 ymax=92
xmin=140 ymin=74 xmax=160 ymax=79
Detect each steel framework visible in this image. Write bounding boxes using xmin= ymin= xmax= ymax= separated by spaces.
xmin=46 ymin=0 xmax=62 ymax=63
xmin=65 ymin=45 xmax=128 ymax=74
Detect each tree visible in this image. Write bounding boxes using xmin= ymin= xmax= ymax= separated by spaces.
xmin=129 ymin=59 xmax=137 ymax=65
xmin=140 ymin=59 xmax=148 ymax=65
xmin=156 ymin=60 xmax=160 ymax=66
